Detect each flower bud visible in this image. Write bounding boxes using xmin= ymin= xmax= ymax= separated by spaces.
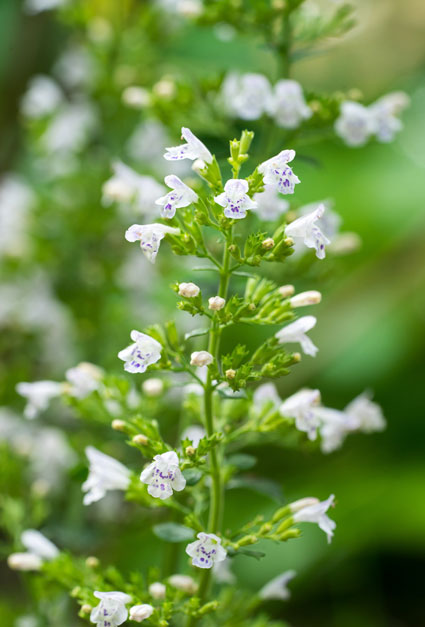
xmin=208 ymin=296 xmax=226 ymax=311
xmin=284 ymin=237 xmax=294 ymax=247
xmin=225 ymin=369 xmax=236 ymax=380
xmin=8 ymin=552 xmax=42 ymax=571
xmin=262 ymin=237 xmax=275 ymax=250
xmin=290 ymin=291 xmax=322 ymax=308
xmin=153 ymin=79 xmax=175 ymax=99
xmin=112 ymin=419 xmax=126 ymax=432
xmin=102 ymin=178 xmax=133 ymax=203
xmin=178 ymin=282 xmax=201 ymax=298
xmin=133 ymin=434 xmax=149 ymax=446
xmin=279 ymin=284 xmax=295 ymax=298
xmin=168 ymin=574 xmax=198 ymax=594
xmin=149 ymin=582 xmax=166 ymax=600
xmin=85 ymin=556 xmax=100 ymax=568
xmin=192 ymin=159 xmax=206 ymax=174
xmin=81 ymin=604 xmax=92 ymax=614
xmin=130 ymin=604 xmax=154 ymax=622
xmin=122 ymin=86 xmax=150 ymax=109
xmin=185 ymin=445 xmax=196 ymax=456
xmin=289 ymin=497 xmax=320 ymax=513
xmin=142 ymin=378 xmax=164 ymax=397
xmin=190 ymin=351 xmax=213 ymax=367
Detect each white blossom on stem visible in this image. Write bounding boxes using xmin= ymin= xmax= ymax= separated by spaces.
xmin=118 ymin=330 xmax=162 ymax=374
xmin=292 ymin=494 xmax=336 ymax=543
xmin=208 ymin=296 xmax=226 ymax=310
xmin=82 ymin=446 xmax=131 ymax=505
xmin=221 ymin=73 xmax=272 ymax=120
xmin=178 ymin=282 xmax=200 ymax=297
xmin=185 ymin=532 xmax=227 ymax=569
xmin=16 ymin=381 xmax=63 ymax=420
xmin=164 ymin=127 xmax=213 ymax=163
xmin=168 ymin=574 xmax=198 ymax=593
xmin=285 ymin=203 xmax=330 ymax=259
xmin=335 ymin=101 xmax=376 ymax=147
xmin=129 ymin=604 xmax=154 ymax=622
xmin=90 ymin=591 xmax=132 ymax=627
xmin=140 ymin=451 xmax=186 ymax=500
xmin=125 ymin=223 xmax=179 ymax=263
xmin=65 ymin=362 xmax=103 ymax=399
xmin=148 ymin=582 xmax=166 ymax=600
xmin=252 ymin=185 xmax=290 ymax=221
xmin=345 ymin=392 xmax=386 ymax=433
xmin=280 ymin=389 xmax=321 ymax=440
xmin=21 ymin=530 xmax=59 ymax=561
xmin=258 ymin=149 xmax=300 ymax=195
xmin=20 ymin=75 xmax=63 ymax=119
xmin=290 ymin=291 xmax=322 ymax=308
xmin=155 ymin=175 xmax=198 ymax=219
xmin=268 ymin=79 xmax=312 ymax=129
xmin=275 ymin=316 xmax=318 ymax=357
xmin=253 ymin=383 xmax=281 ymax=409
xmin=314 ymin=406 xmax=357 ymax=453
xmin=369 ymin=91 xmax=409 ymax=143
xmin=259 ymin=570 xmax=297 ymax=600
xmin=190 ymin=351 xmax=213 ymax=367
xmin=7 ymin=553 xmax=43 ymax=571
xmin=102 ymin=162 xmax=165 ymax=214
xmin=214 ymin=179 xmax=257 ymax=220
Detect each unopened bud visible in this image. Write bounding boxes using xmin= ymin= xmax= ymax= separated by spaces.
xmin=279 ymin=284 xmax=295 ymax=298
xmin=168 ymin=574 xmax=198 ymax=594
xmin=284 ymin=237 xmax=294 ymax=247
xmin=130 ymin=604 xmax=154 ymax=622
xmin=225 ymin=369 xmax=236 ymax=379
xmin=292 ymin=352 xmax=301 ymax=363
xmin=185 ymin=445 xmax=196 ymax=456
xmin=190 ymin=351 xmax=213 ymax=367
xmin=149 ymin=582 xmax=166 ymax=600
xmin=192 ymin=158 xmax=206 ymax=174
xmin=262 ymin=237 xmax=275 ymax=250
xmin=112 ymin=419 xmax=126 ymax=432
xmin=289 ymin=497 xmax=320 ymax=513
xmin=178 ymin=282 xmax=200 ymax=298
xmin=153 ymin=79 xmax=175 ymax=99
xmin=133 ymin=434 xmax=149 ymax=446
xmin=122 ymin=86 xmax=150 ymax=109
xmin=290 ymin=291 xmax=322 ymax=308
xmin=81 ymin=604 xmax=93 ymax=614
xmin=85 ymin=556 xmax=99 ymax=568
xmin=142 ymin=378 xmax=164 ymax=397
xmin=237 ymin=535 xmax=257 ymax=547
xmin=259 ymin=523 xmax=272 ymax=535
xmin=208 ymin=296 xmax=226 ymax=311
xmin=71 ymin=587 xmax=81 ymax=598
xmin=8 ymin=552 xmax=42 ymax=571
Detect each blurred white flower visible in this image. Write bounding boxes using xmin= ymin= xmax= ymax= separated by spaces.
xmin=65 ymin=362 xmax=104 ymax=399
xmin=54 ymin=45 xmax=97 ymax=90
xmin=148 ymin=582 xmax=166 ymax=599
xmin=118 ymin=330 xmax=162 ymax=374
xmin=186 ymin=532 xmax=227 ymax=569
xmin=21 ymin=529 xmax=59 ymax=561
xmin=252 ymin=186 xmax=290 ymax=221
xmin=314 ymin=406 xmax=357 ymax=453
xmin=221 ymin=73 xmax=272 ymax=120
xmin=335 ymin=101 xmax=376 ymax=147
xmin=280 ymin=388 xmax=321 ymax=440
xmin=369 ymin=91 xmax=410 ymax=143
xmin=299 ymin=199 xmax=341 ymax=240
xmin=214 ymin=179 xmax=257 ymax=220
xmin=16 ymin=380 xmax=63 ymax=420
xmin=103 ymin=162 xmax=165 ymax=215
xmin=83 ymin=446 xmax=131 ymax=505
xmin=125 ymin=223 xmax=179 ymax=263
xmin=42 ymin=101 xmax=98 ymax=154
xmin=259 ymin=149 xmax=300 ymax=195
xmin=90 ymin=591 xmax=132 ymax=627
xmin=140 ymin=451 xmax=186 ymax=500
xmin=275 ymin=316 xmax=318 ymax=357
xmin=15 ymin=616 xmax=38 ymax=627
xmin=8 ymin=552 xmax=43 ymax=571
xmin=164 ymin=127 xmax=213 ymax=164
xmin=156 ymin=174 xmax=198 ymax=219
xmin=0 ymin=175 xmax=35 ymax=258
xmin=129 ymin=604 xmax=154 ymax=622
xmin=122 ymin=86 xmax=151 ymax=109
xmin=268 ymin=80 xmax=312 ymax=129
xmin=292 ymin=494 xmax=336 ymax=543
xmin=20 ymin=75 xmax=63 ymax=119
xmin=259 ymin=570 xmax=296 ymax=600
xmin=290 ymin=291 xmax=322 ymax=308
xmin=345 ymin=392 xmax=386 ymax=433
xmin=285 ymin=203 xmax=330 ymax=259
xmin=190 ymin=351 xmax=213 ymax=367
xmin=168 ymin=574 xmax=198 ymax=593
xmin=24 ymin=0 xmax=67 ymax=14
xmin=181 ymin=425 xmax=205 ymax=448
xmin=142 ymin=378 xmax=164 ymax=397
xmin=253 ymin=383 xmax=281 ymax=409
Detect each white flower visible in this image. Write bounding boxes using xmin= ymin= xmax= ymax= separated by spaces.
xmin=125 ymin=223 xmax=179 ymax=263
xmin=21 ymin=530 xmax=59 ymax=561
xmin=156 ymin=175 xmax=198 ymax=219
xmin=90 ymin=591 xmax=132 ymax=627
xmin=268 ymin=80 xmax=312 ymax=129
xmin=54 ymin=44 xmax=97 ymax=90
xmin=212 ymin=558 xmax=236 ymax=584
xmin=259 ymin=570 xmax=296 ymax=600
xmin=314 ymin=406 xmax=356 ymax=453
xmin=103 ymin=162 xmax=166 ymax=215
xmin=148 ymin=582 xmax=166 ymax=600
xmin=168 ymin=574 xmax=198 ymax=593
xmin=185 ymin=532 xmax=227 ymax=569
xmin=221 ymin=73 xmax=272 ymax=120
xmin=178 ymin=282 xmax=201 ymax=297
xmin=164 ymin=127 xmax=213 ymax=164
xmin=252 ymin=186 xmax=290 ymax=221
xmin=289 ymin=497 xmax=320 ymax=513
xmin=285 ymin=204 xmax=330 ymax=260
xmin=253 ymin=383 xmax=281 ymax=409
xmin=280 ymin=389 xmax=321 ymax=440
xmin=292 ymin=494 xmax=336 ymax=543
xmin=258 ymin=149 xmax=300 ymax=195
xmin=8 ymin=553 xmax=43 ymax=571
xmin=275 ymin=316 xmax=318 ymax=357
xmin=82 ymin=446 xmax=131 ymax=505
xmin=214 ymin=179 xmax=257 ymax=220
xmin=129 ymin=604 xmax=154 ymax=622
xmin=142 ymin=378 xmax=164 ymax=397
xmin=16 ymin=381 xmax=63 ymax=419
xmin=140 ymin=451 xmax=186 ymax=500
xmin=299 ymin=200 xmax=341 ymax=240
xmin=65 ymin=362 xmax=103 ymax=399
xmin=208 ymin=296 xmax=226 ymax=310
xmin=335 ymin=101 xmax=376 ymax=147
xmin=369 ymin=91 xmax=409 ymax=143
xmin=118 ymin=330 xmax=162 ymax=374
xmin=181 ymin=425 xmax=206 ymax=448
xmin=0 ymin=175 xmax=35 ymax=259
xmin=122 ymin=86 xmax=151 ymax=109
xmin=24 ymin=0 xmax=67 ymax=14
xmin=20 ymin=75 xmax=63 ymax=119
xmin=278 ymin=284 xmax=295 ymax=299
xmin=42 ymin=101 xmax=98 ymax=154
xmin=190 ymin=351 xmax=213 ymax=367
xmin=345 ymin=392 xmax=386 ymax=433
xmin=290 ymin=291 xmax=322 ymax=308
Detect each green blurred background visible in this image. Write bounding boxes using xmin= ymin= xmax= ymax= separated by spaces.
xmin=1 ymin=1 xmax=424 ymax=626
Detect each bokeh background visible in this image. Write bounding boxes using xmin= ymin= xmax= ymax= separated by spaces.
xmin=0 ymin=1 xmax=424 ymax=626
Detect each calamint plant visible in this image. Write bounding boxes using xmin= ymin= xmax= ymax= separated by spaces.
xmin=10 ymin=127 xmax=386 ymax=626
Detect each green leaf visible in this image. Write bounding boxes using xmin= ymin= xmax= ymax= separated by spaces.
xmin=238 ymin=549 xmax=266 ymax=561
xmin=153 ymin=523 xmax=195 ymax=543
xmin=227 ymin=453 xmax=257 ymax=470
xmin=185 ymin=328 xmax=209 ymax=340
xmin=182 ymin=468 xmax=203 ymax=486
xmin=227 ymin=477 xmax=283 ymax=502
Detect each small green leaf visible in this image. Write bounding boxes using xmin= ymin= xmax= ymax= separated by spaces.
xmin=238 ymin=549 xmax=266 ymax=561
xmin=153 ymin=523 xmax=195 ymax=543
xmin=227 ymin=453 xmax=257 ymax=470
xmin=185 ymin=328 xmax=209 ymax=341
xmin=182 ymin=468 xmax=203 ymax=486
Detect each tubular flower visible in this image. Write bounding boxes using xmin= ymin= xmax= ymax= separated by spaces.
xmin=125 ymin=223 xmax=180 ymax=263
xmin=214 ymin=179 xmax=257 ymax=220
xmin=275 ymin=316 xmax=318 ymax=357
xmin=185 ymin=532 xmax=227 ymax=569
xmin=280 ymin=389 xmax=321 ymax=440
xmin=259 ymin=570 xmax=297 ymax=600
xmin=285 ymin=204 xmax=330 ymax=259
xmin=90 ymin=591 xmax=132 ymax=627
xmin=292 ymin=494 xmax=336 ymax=543
xmin=164 ymin=127 xmax=213 ymax=163
xmin=258 ymin=149 xmax=300 ymax=195
xmin=118 ymin=330 xmax=162 ymax=374
xmin=82 ymin=446 xmax=131 ymax=505
xmin=140 ymin=451 xmax=186 ymax=500
xmin=155 ymin=174 xmax=198 ymax=219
